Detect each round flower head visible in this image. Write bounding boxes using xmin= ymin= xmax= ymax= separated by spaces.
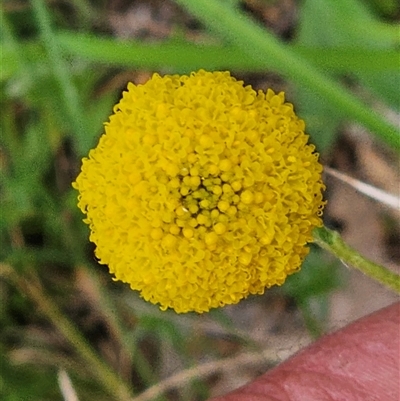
xmin=73 ymin=70 xmax=325 ymax=313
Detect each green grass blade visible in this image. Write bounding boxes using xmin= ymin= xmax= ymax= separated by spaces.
xmin=56 ymin=32 xmax=400 ymax=74
xmin=174 ymin=0 xmax=399 ymax=151
xmin=56 ymin=32 xmax=259 ymax=71
xmin=30 ymin=0 xmax=89 ymax=155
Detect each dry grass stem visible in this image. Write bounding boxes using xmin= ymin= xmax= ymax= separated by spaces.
xmin=324 ymin=166 xmax=399 ymax=209
xmin=132 ymin=349 xmax=279 ymax=401
xmin=58 ymin=369 xmax=80 ymax=401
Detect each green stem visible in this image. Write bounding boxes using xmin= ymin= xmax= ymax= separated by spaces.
xmin=15 ymin=271 xmax=133 ymax=400
xmin=313 ymin=226 xmax=400 ymax=293
xmin=174 ymin=0 xmax=399 ymax=151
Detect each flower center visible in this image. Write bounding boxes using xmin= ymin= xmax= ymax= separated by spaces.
xmin=161 ymin=159 xmax=263 ymax=247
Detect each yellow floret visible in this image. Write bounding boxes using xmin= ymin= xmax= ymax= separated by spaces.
xmin=73 ymin=70 xmax=325 ymax=313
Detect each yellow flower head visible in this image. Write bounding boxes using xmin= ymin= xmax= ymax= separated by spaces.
xmin=73 ymin=70 xmax=325 ymax=313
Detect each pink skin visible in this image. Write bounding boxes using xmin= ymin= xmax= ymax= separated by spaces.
xmin=210 ymin=302 xmax=400 ymax=401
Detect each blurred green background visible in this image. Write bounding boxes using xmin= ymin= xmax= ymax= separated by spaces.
xmin=1 ymin=0 xmax=399 ymax=400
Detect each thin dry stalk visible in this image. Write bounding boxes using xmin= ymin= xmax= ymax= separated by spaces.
xmin=132 ymin=349 xmax=279 ymax=401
